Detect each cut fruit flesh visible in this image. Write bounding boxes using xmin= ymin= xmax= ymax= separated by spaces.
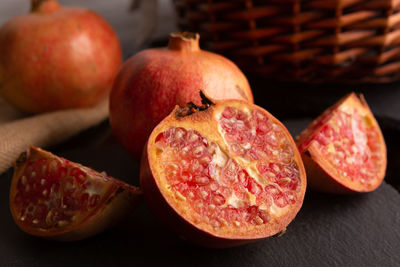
xmin=142 ymin=98 xmax=306 ymax=244
xmin=297 ymin=93 xmax=386 ymax=193
xmin=10 ymin=146 xmax=141 ymax=240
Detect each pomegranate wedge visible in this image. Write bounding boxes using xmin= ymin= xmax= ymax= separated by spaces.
xmin=296 ymin=93 xmax=387 ymax=193
xmin=140 ymin=93 xmax=306 ymax=248
xmin=10 ymin=146 xmax=141 ymax=241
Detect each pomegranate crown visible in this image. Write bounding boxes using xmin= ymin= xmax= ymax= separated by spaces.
xmin=176 ymin=91 xmax=214 ymax=117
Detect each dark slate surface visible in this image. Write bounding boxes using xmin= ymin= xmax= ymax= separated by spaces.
xmin=0 ymin=120 xmax=399 ymax=266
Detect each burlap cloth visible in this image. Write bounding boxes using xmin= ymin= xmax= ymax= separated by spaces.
xmin=0 ymin=97 xmax=109 ymax=175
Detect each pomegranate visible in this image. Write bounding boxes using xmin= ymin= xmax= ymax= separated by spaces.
xmin=140 ymin=93 xmax=306 ymax=248
xmin=10 ymin=146 xmax=141 ymax=241
xmin=110 ymin=32 xmax=253 ymax=159
xmin=296 ymin=93 xmax=387 ymax=193
xmin=0 ymin=0 xmax=122 ymax=113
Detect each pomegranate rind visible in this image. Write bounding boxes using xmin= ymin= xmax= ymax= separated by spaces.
xmin=10 ymin=146 xmax=142 ymax=241
xmin=297 ymin=93 xmax=387 ymax=193
xmin=141 ymin=99 xmax=307 ymax=247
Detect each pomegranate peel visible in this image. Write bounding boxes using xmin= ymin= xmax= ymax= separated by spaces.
xmin=140 ymin=93 xmax=306 ymax=247
xmin=10 ymin=146 xmax=141 ymax=241
xmin=296 ymin=93 xmax=387 ymax=193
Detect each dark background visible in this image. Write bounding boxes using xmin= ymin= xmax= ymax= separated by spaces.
xmin=0 ymin=1 xmax=399 ymax=266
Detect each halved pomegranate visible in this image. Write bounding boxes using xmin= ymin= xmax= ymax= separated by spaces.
xmin=140 ymin=93 xmax=306 ymax=248
xmin=296 ymin=93 xmax=387 ymax=193
xmin=10 ymin=146 xmax=141 ymax=241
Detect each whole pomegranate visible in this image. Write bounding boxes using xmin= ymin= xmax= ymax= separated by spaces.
xmin=0 ymin=0 xmax=122 ymax=113
xmin=10 ymin=146 xmax=141 ymax=241
xmin=110 ymin=32 xmax=253 ymax=158
xmin=296 ymin=93 xmax=387 ymax=193
xmin=140 ymin=93 xmax=306 ymax=247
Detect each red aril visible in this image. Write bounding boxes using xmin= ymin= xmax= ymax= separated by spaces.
xmin=10 ymin=146 xmax=141 ymax=241
xmin=109 ymin=32 xmax=253 ymax=159
xmin=140 ymin=93 xmax=306 ymax=247
xmin=0 ymin=0 xmax=122 ymax=113
xmin=296 ymin=93 xmax=387 ymax=193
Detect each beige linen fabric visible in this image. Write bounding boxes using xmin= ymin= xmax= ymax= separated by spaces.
xmin=0 ymin=97 xmax=109 ymax=174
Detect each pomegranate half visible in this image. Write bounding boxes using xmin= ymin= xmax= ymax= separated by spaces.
xmin=296 ymin=93 xmax=387 ymax=193
xmin=140 ymin=93 xmax=306 ymax=248
xmin=110 ymin=32 xmax=253 ymax=159
xmin=10 ymin=146 xmax=141 ymax=241
xmin=0 ymin=0 xmax=122 ymax=113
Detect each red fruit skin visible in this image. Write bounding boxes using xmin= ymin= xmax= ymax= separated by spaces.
xmin=0 ymin=0 xmax=122 ymax=113
xmin=301 ymin=152 xmax=355 ymax=194
xmin=109 ymin=33 xmax=253 ymax=158
xmin=140 ymin=147 xmax=258 ymax=248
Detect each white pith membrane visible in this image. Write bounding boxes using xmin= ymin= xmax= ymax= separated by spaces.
xmin=152 ymin=104 xmax=303 ymax=237
xmin=12 ymin=149 xmax=117 ymax=232
xmin=303 ymin=98 xmax=385 ymax=188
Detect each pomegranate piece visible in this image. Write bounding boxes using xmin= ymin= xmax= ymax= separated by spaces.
xmin=10 ymin=146 xmax=141 ymax=241
xmin=140 ymin=93 xmax=306 ymax=248
xmin=110 ymin=32 xmax=253 ymax=159
xmin=296 ymin=93 xmax=387 ymax=193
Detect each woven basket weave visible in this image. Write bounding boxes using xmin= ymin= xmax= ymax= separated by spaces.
xmin=173 ymin=0 xmax=400 ymax=83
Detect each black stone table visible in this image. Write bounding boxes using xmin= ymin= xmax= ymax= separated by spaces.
xmin=0 ymin=119 xmax=399 ymax=266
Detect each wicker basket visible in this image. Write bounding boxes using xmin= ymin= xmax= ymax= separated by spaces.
xmin=173 ymin=0 xmax=400 ymax=83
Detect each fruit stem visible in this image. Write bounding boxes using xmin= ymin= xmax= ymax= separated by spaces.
xmin=31 ymin=0 xmax=60 ymax=13
xmin=168 ymin=32 xmax=200 ymax=52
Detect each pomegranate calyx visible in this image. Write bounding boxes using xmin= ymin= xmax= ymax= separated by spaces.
xmin=176 ymin=91 xmax=215 ymax=117
xmin=31 ymin=0 xmax=61 ymax=13
xmin=168 ymin=32 xmax=200 ymax=52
